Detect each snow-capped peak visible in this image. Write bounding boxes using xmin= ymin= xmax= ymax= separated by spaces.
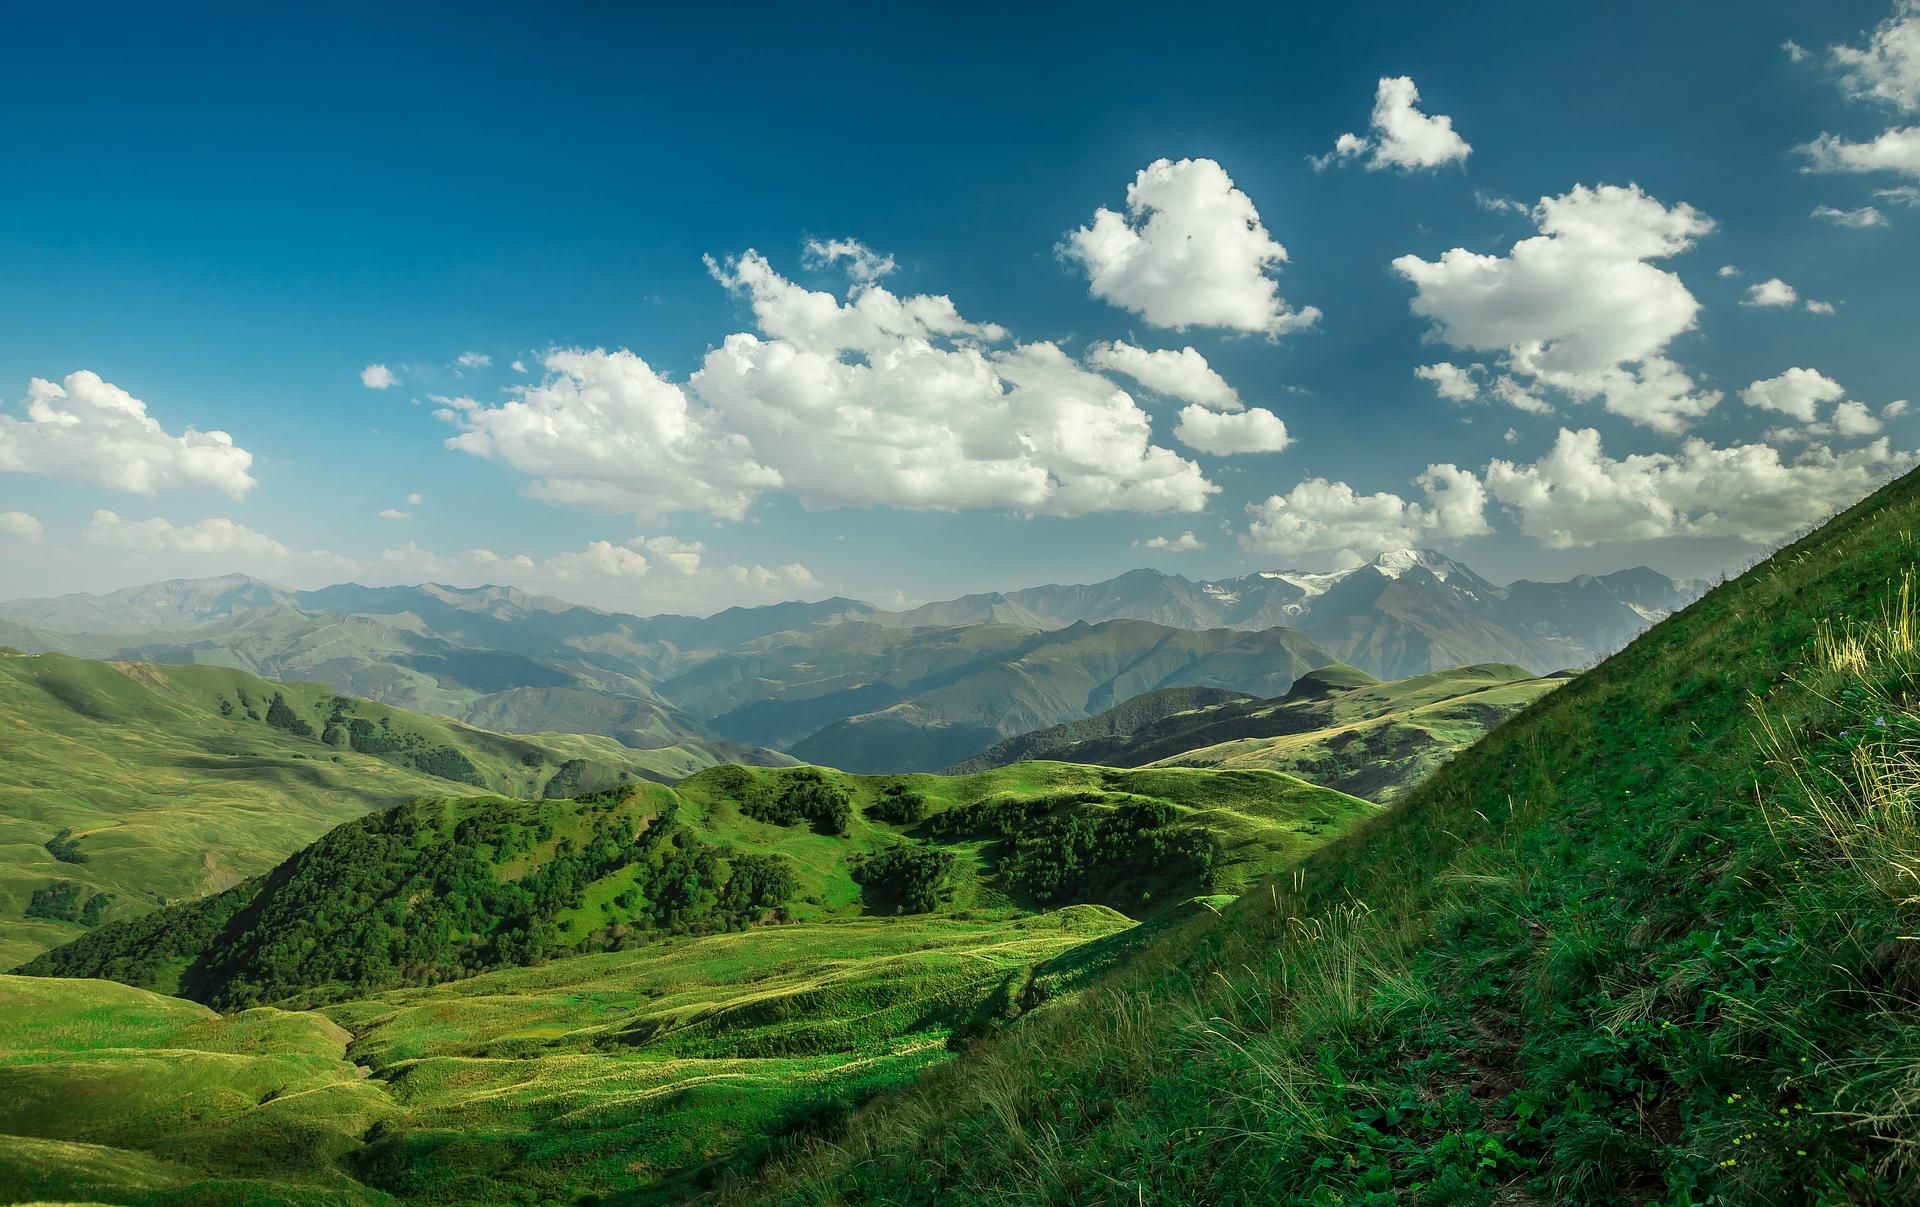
xmin=1367 ymin=548 xmax=1451 ymax=582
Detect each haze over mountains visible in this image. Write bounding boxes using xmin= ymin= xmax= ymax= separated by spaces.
xmin=0 ymin=550 xmax=1702 ymax=772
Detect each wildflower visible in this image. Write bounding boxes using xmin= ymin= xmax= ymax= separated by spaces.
xmin=1876 ymin=715 xmax=1887 ymax=728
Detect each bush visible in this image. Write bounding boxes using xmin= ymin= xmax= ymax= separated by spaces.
xmin=867 ymin=782 xmax=927 ymax=825
xmin=850 ymin=842 xmax=953 ymax=914
xmin=743 ymin=769 xmax=853 ymax=835
xmin=44 ymin=828 xmax=89 ymax=865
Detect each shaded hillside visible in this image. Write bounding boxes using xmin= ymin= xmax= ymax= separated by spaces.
xmin=0 ymin=652 xmax=779 ymax=966
xmin=946 ymin=685 xmax=1253 ymax=773
xmin=951 ymin=663 xmax=1559 ymax=801
xmin=725 ymin=469 xmax=1920 ymax=1204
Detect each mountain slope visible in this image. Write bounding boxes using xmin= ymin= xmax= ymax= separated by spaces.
xmin=948 ymin=663 xmax=1560 ymax=801
xmin=0 ymin=651 xmax=781 ymax=966
xmin=726 ymin=469 xmax=1920 ymax=1203
xmin=944 ymin=685 xmax=1254 ymax=772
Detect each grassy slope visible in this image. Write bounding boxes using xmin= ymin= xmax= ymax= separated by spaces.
xmin=0 ymin=652 xmax=759 ymax=967
xmin=730 ymin=469 xmax=1920 ymax=1205
xmin=0 ymin=761 xmax=1370 ymax=1203
xmin=951 ymin=662 xmax=1559 ymax=803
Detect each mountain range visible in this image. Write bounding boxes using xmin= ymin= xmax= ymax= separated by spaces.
xmin=0 ymin=550 xmax=1703 ymax=772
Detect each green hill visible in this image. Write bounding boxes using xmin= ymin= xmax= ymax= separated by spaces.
xmin=950 ymin=661 xmax=1560 ymax=801
xmin=3 ymin=760 xmax=1371 ymax=1202
xmin=723 ymin=471 xmax=1920 ymax=1202
xmin=0 ymin=651 xmax=787 ymax=967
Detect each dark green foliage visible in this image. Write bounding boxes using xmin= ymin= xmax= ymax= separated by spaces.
xmin=217 ymin=696 xmax=235 ymax=717
xmin=542 ymin=758 xmax=590 ymax=799
xmin=866 ymin=781 xmax=927 ymax=826
xmin=33 ymin=793 xmax=802 ymax=1008
xmin=25 ymin=881 xmax=113 ymax=926
xmin=16 ymin=881 xmax=256 ymax=989
xmin=520 ymin=749 xmax=545 ymax=768
xmin=742 ymin=768 xmax=853 ymax=835
xmin=850 ymin=842 xmax=953 ymax=914
xmin=410 ymin=745 xmax=482 ymax=785
xmin=43 ymin=827 xmax=89 ymax=865
xmin=930 ymin=793 xmax=1216 ymax=908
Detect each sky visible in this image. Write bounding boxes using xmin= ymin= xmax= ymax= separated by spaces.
xmin=1 ymin=0 xmax=1916 ymax=615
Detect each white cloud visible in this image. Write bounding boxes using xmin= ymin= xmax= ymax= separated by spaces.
xmin=377 ymin=535 xmax=819 ymax=615
xmin=1173 ymin=405 xmax=1291 ymax=455
xmin=1141 ymin=531 xmax=1205 ymax=552
xmin=1743 ymin=277 xmax=1799 ymax=307
xmin=1784 ymin=39 xmax=1811 ymax=63
xmin=1887 ymin=399 xmax=1912 ymax=417
xmin=1490 ymin=375 xmax=1555 ymax=414
xmin=405 ymin=492 xmax=423 ymax=505
xmin=1813 ymin=203 xmax=1889 ymax=226
xmin=1242 ymin=463 xmax=1488 ymax=557
xmin=1717 ymin=264 xmax=1742 ymax=277
xmin=1742 ymin=367 xmax=1846 ymax=422
xmin=1879 ymin=184 xmax=1920 ymax=205
xmin=444 ymin=252 xmax=1219 ymax=520
xmin=510 ymin=359 xmax=527 ymax=374
xmin=1800 ymin=127 xmax=1920 ymax=179
xmin=1087 ymin=342 xmax=1243 ymax=410
xmin=1475 ymin=191 xmax=1529 ymax=215
xmin=1805 ymin=299 xmax=1837 ymax=315
xmin=1485 ymin=427 xmax=1913 ymax=547
xmin=456 ymin=351 xmax=492 ymax=369
xmin=1834 ymin=400 xmax=1885 ymax=436
xmin=378 ymin=508 xmax=410 ymax=520
xmin=85 ymin=509 xmax=288 ymax=557
xmin=802 ymin=237 xmax=897 ymax=283
xmin=0 ymin=371 xmax=256 ymax=499
xmin=1060 ymin=158 xmax=1320 ymax=335
xmin=1830 ymin=0 xmax=1920 ymax=112
xmin=1414 ymin=361 xmax=1482 ymax=403
xmin=1318 ymin=76 xmax=1472 ymax=172
xmin=1503 ymin=427 xmax=1520 ymax=444
xmin=439 ymin=347 xmax=780 ymax=521
xmin=1391 ymin=183 xmax=1720 ymax=433
xmin=361 ymin=363 xmax=398 ymax=389
xmin=0 ymin=511 xmax=42 ymax=543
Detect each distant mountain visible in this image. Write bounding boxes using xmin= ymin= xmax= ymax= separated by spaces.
xmin=888 ymin=549 xmax=1706 ymax=678
xmin=947 ymin=661 xmax=1564 ymax=801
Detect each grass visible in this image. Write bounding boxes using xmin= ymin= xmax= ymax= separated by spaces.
xmin=0 ymin=652 xmax=754 ymax=967
xmin=718 ymin=465 xmax=1920 ymax=1204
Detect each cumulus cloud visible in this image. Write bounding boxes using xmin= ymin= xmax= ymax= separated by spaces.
xmin=1806 ymin=299 xmax=1838 ymax=314
xmin=510 ymin=359 xmax=527 ymax=374
xmin=1813 ymin=203 xmax=1889 ymax=226
xmin=0 ymin=371 xmax=256 ymax=498
xmin=1391 ymin=183 xmax=1720 ymax=433
xmin=443 ymin=251 xmax=1218 ymax=520
xmin=1316 ymin=76 xmax=1472 ymax=172
xmin=1800 ymin=127 xmax=1920 ymax=178
xmin=361 ymin=363 xmax=398 ymax=389
xmin=1140 ymin=531 xmax=1205 ymax=552
xmin=1887 ymin=399 xmax=1912 ymax=417
xmin=1784 ymin=39 xmax=1812 ymax=63
xmin=1242 ymin=463 xmax=1488 ymax=557
xmin=1414 ymin=362 xmax=1482 ymax=403
xmin=1743 ymin=277 xmax=1800 ymax=307
xmin=0 ymin=511 xmax=42 ymax=543
xmin=1742 ymin=367 xmax=1846 ymax=422
xmin=377 ymin=535 xmax=819 ymax=615
xmin=802 ymin=237 xmax=897 ymax=282
xmin=1172 ymin=405 xmax=1291 ymax=455
xmin=1834 ymin=400 xmax=1885 ymax=436
xmin=1830 ymin=0 xmax=1920 ymax=112
xmin=1717 ymin=264 xmax=1742 ymax=277
xmin=455 ymin=351 xmax=492 ymax=369
xmin=1060 ymin=158 xmax=1320 ymax=335
xmin=85 ymin=509 xmax=289 ymax=557
xmin=1087 ymin=342 xmax=1243 ymax=410
xmin=406 ymin=492 xmax=423 ymax=505
xmin=1485 ymin=427 xmax=1913 ymax=547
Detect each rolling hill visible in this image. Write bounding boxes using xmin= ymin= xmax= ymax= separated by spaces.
xmin=0 ymin=651 xmax=785 ymax=967
xmin=949 ymin=662 xmax=1564 ymax=801
xmin=716 ymin=472 xmax=1920 ymax=1202
xmin=6 ymin=760 xmax=1374 ymax=1202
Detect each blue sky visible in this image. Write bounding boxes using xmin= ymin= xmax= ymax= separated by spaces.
xmin=1 ymin=0 xmax=1915 ymax=613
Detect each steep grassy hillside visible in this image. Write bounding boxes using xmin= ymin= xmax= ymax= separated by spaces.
xmin=725 ymin=469 xmax=1920 ymax=1203
xmin=952 ymin=662 xmax=1560 ymax=802
xmin=0 ymin=652 xmax=779 ymax=967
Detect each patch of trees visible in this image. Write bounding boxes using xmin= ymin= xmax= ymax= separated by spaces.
xmin=264 ymin=691 xmax=315 ymax=738
xmin=850 ymin=842 xmax=953 ymax=914
xmin=114 ymin=794 xmax=804 ymax=1009
xmin=929 ymin=793 xmax=1217 ymax=909
xmin=25 ymin=881 xmax=113 ymax=926
xmin=741 ymin=768 xmax=853 ymax=835
xmin=866 ymin=781 xmax=927 ymax=826
xmin=17 ymin=881 xmax=257 ymax=991
xmin=44 ymin=828 xmax=89 ymax=865
xmin=542 ymin=758 xmax=591 ymax=799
